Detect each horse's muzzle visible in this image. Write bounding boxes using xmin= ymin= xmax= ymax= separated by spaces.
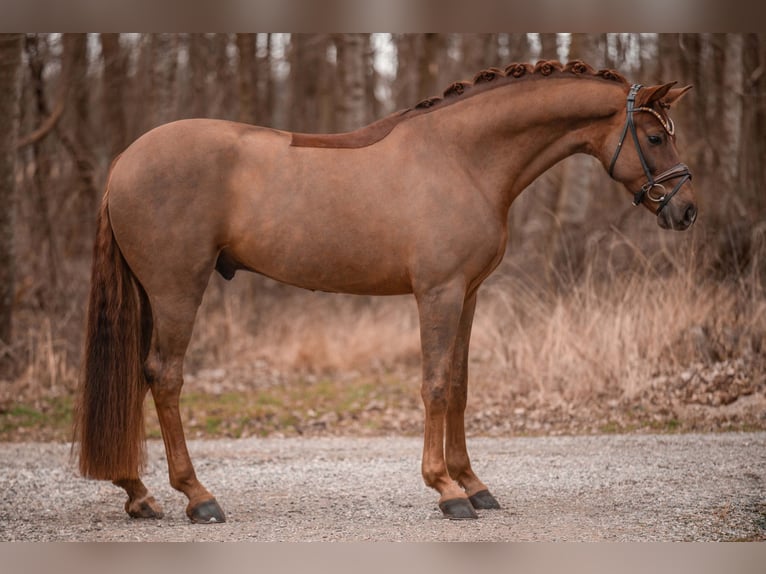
xmin=657 ymin=200 xmax=697 ymax=230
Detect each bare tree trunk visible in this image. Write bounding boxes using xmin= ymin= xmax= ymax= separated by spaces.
xmin=236 ymin=33 xmax=257 ymax=124
xmin=741 ymin=34 xmax=766 ymax=214
xmin=392 ymin=34 xmax=448 ymax=107
xmin=393 ymin=34 xmax=420 ymax=109
xmin=721 ymin=34 xmax=744 ymax=197
xmin=462 ymin=34 xmax=499 ymax=71
xmin=25 ymin=34 xmax=59 ymax=297
xmin=660 ymin=34 xmax=710 ymax=187
xmin=614 ymin=34 xmax=632 ymax=69
xmin=289 ymin=34 xmax=330 ymax=133
xmin=62 ymin=34 xmax=97 ymax=197
xmin=0 ymin=33 xmax=23 ymax=367
xmin=258 ymin=34 xmax=275 ymax=126
xmin=538 ymin=33 xmax=559 ymax=61
xmin=334 ymin=33 xmax=368 ymax=132
xmin=66 ymin=34 xmax=90 ymax=152
xmin=212 ymin=34 xmax=236 ymax=120
xmin=659 ymin=34 xmax=684 ymax=84
xmin=701 ymin=34 xmax=725 ymax=149
xmin=365 ymin=35 xmax=381 ymax=123
xmin=60 ymin=33 xmax=98 ymax=252
xmin=100 ymin=33 xmax=128 ymax=158
xmin=516 ymin=33 xmax=562 ymax=284
xmin=287 ymin=34 xmax=307 ymax=131
xmin=505 ymin=34 xmax=531 ymax=250
xmin=149 ymin=33 xmax=179 ymax=128
xmin=418 ymin=33 xmax=444 ymax=100
xmin=567 ymin=33 xmax=601 ymax=66
xmin=188 ymin=33 xmax=209 ymax=118
xmin=545 ymin=33 xmax=601 ymax=281
xmin=677 ymin=34 xmax=704 ymax=126
xmin=506 ymin=33 xmax=530 ymax=63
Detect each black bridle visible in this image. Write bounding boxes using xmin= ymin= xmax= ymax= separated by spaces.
xmin=608 ymin=84 xmax=691 ymax=214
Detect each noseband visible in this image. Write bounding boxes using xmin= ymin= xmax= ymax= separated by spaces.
xmin=608 ymin=84 xmax=691 ymax=214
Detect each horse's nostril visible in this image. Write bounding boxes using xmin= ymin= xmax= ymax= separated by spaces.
xmin=684 ymin=204 xmax=698 ymax=225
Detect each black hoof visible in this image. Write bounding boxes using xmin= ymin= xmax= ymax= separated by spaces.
xmin=188 ymin=498 xmax=226 ymax=524
xmin=469 ymin=489 xmax=501 ymax=510
xmin=439 ymin=497 xmax=479 ymax=520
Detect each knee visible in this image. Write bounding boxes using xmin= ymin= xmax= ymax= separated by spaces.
xmin=421 ymin=381 xmax=449 ymax=413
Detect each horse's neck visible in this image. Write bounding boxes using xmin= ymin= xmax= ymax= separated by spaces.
xmin=418 ymin=78 xmax=624 ymax=214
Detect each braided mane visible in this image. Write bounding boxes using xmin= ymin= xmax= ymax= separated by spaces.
xmin=413 ymin=60 xmax=628 ymax=111
xmin=290 ymin=60 xmax=629 ymax=149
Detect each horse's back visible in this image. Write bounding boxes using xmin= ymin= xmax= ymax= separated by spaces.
xmin=111 ymin=119 xmax=286 ymax=195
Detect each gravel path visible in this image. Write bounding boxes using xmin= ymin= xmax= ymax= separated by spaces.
xmin=1 ymin=433 xmax=764 ymax=541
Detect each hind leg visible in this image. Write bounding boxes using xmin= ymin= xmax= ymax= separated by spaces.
xmin=145 ymin=294 xmax=226 ymax=524
xmin=114 ymin=477 xmax=164 ymax=518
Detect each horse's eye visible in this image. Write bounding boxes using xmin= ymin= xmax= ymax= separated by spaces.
xmin=648 ymin=134 xmax=663 ymax=145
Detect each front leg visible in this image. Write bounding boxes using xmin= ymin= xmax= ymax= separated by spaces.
xmin=416 ymin=280 xmax=478 ymax=520
xmin=445 ymin=291 xmax=501 ymax=510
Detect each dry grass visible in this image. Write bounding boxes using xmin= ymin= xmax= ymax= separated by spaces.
xmin=186 ymin=229 xmax=765 ymax=404
xmin=475 ymin=262 xmax=765 ymax=402
xmin=2 ymin=314 xmax=79 ymax=403
xmin=2 ymin=225 xmax=765 ymax=440
xmin=189 ymin=278 xmax=421 ymax=377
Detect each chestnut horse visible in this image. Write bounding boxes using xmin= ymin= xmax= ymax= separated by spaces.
xmin=75 ymin=60 xmax=696 ymax=523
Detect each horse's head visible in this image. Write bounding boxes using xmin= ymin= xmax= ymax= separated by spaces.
xmin=605 ymin=82 xmax=697 ymax=230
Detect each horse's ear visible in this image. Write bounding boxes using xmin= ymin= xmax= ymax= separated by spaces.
xmin=662 ymin=85 xmax=693 ymax=107
xmin=637 ymin=82 xmax=677 ymax=107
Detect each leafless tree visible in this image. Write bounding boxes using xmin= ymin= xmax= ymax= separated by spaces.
xmin=236 ymin=34 xmax=257 ymax=125
xmin=0 ymin=33 xmax=23 ymax=369
xmin=100 ymin=33 xmax=128 ymax=159
xmin=334 ymin=34 xmax=368 ymax=132
xmin=289 ymin=34 xmax=332 ymax=133
xmin=149 ymin=33 xmax=179 ymax=128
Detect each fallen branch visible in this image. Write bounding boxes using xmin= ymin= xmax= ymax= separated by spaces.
xmin=15 ymin=97 xmax=65 ymax=150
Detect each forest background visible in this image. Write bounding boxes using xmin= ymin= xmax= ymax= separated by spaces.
xmin=0 ymin=33 xmax=764 ymax=440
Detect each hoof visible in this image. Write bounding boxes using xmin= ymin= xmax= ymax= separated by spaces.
xmin=188 ymin=498 xmax=226 ymax=524
xmin=126 ymin=497 xmax=164 ymax=519
xmin=469 ymin=489 xmax=501 ymax=510
xmin=439 ymin=497 xmax=479 ymax=520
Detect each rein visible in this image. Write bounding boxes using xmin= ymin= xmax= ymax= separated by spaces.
xmin=608 ymin=84 xmax=691 ymax=214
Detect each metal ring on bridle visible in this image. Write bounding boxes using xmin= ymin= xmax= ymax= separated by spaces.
xmin=645 ymin=183 xmax=667 ymax=203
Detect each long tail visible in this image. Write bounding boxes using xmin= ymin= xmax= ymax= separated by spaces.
xmin=74 ymin=182 xmax=150 ymax=480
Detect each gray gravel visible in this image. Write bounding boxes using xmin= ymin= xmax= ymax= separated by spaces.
xmin=1 ymin=433 xmax=764 ymax=541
